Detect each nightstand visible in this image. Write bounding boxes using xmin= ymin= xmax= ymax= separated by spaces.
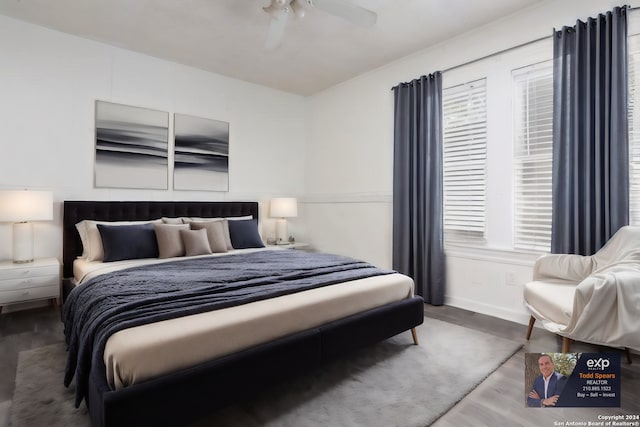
xmin=0 ymin=258 xmax=60 ymax=314
xmin=272 ymin=242 xmax=311 ymax=251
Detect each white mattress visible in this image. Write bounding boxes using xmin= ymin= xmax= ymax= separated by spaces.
xmin=72 ymin=250 xmax=416 ymax=389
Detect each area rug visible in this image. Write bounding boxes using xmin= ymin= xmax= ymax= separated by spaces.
xmin=11 ymin=319 xmax=521 ymax=427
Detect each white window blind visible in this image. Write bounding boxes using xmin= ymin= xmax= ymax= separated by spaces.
xmin=512 ymin=61 xmax=553 ymax=252
xmin=629 ymin=34 xmax=640 ymax=226
xmin=442 ymin=78 xmax=487 ymax=241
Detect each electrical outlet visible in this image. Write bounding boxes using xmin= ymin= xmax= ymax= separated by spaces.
xmin=505 ymin=271 xmax=517 ymax=286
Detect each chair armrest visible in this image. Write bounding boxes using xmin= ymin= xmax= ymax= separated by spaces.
xmin=533 ymin=254 xmax=594 ymax=282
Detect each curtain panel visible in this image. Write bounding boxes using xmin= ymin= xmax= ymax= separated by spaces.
xmin=392 ymin=73 xmax=445 ymax=305
xmin=551 ymin=6 xmax=629 ymax=255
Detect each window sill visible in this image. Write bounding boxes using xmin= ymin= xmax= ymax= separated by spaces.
xmin=445 ymin=243 xmax=543 ymax=266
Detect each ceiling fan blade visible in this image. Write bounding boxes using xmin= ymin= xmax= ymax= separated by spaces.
xmin=265 ymin=8 xmax=291 ymax=50
xmin=311 ymin=0 xmax=377 ymax=27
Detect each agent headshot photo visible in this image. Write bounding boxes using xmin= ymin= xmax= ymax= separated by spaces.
xmin=527 ymin=354 xmax=568 ymax=407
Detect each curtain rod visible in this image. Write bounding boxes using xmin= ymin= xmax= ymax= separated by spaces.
xmin=391 ymin=34 xmax=550 ymax=90
xmin=440 ymin=34 xmax=550 ymax=74
xmin=393 ymin=4 xmax=637 ymax=89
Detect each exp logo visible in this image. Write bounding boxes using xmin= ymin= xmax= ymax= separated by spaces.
xmin=585 ymin=357 xmax=610 ymax=370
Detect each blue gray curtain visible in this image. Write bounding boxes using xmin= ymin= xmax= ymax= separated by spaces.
xmin=551 ymin=6 xmax=628 ymax=255
xmin=392 ymin=73 xmax=445 ymax=305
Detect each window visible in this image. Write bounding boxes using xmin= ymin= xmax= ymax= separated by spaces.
xmin=629 ymin=34 xmax=640 ymax=226
xmin=512 ymin=61 xmax=553 ymax=252
xmin=442 ymin=78 xmax=487 ymax=241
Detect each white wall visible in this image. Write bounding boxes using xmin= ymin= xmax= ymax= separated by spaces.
xmin=0 ymin=15 xmax=307 ymax=263
xmin=305 ymin=0 xmax=632 ymax=324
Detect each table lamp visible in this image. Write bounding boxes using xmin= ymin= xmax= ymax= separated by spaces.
xmin=0 ymin=190 xmax=53 ymax=263
xmin=270 ymin=197 xmax=297 ymax=244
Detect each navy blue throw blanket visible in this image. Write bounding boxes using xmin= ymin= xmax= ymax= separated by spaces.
xmin=63 ymin=250 xmax=393 ymax=407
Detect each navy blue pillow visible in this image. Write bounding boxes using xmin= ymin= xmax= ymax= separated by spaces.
xmin=97 ymin=223 xmax=159 ymax=262
xmin=228 ymin=219 xmax=265 ymax=249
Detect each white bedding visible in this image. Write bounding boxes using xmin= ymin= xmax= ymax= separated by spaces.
xmin=72 ymin=249 xmax=416 ymax=389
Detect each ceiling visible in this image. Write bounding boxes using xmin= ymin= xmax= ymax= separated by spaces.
xmin=0 ymin=0 xmax=545 ymax=95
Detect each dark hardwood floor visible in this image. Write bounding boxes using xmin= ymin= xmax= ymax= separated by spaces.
xmin=0 ymin=305 xmax=637 ymax=427
xmin=0 ymin=307 xmax=64 ymax=426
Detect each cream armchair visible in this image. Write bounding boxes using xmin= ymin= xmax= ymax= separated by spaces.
xmin=524 ymin=226 xmax=640 ymax=361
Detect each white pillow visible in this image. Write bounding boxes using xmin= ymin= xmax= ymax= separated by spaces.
xmin=182 ymin=215 xmax=253 ymax=222
xmin=161 ymin=217 xmax=185 ymax=224
xmin=75 ymin=221 xmax=90 ymax=258
xmin=226 ymin=215 xmax=253 ymax=221
xmin=76 ymin=219 xmax=162 ymax=261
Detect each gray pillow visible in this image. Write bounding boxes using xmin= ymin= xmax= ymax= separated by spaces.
xmin=154 ymin=224 xmax=190 ymax=258
xmin=189 ymin=219 xmax=233 ymax=250
xmin=189 ymin=221 xmax=228 ymax=253
xmin=180 ymin=229 xmax=213 ymax=256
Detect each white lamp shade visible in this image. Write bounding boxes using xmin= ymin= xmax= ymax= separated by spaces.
xmin=0 ymin=191 xmax=53 ymax=222
xmin=270 ymin=197 xmax=298 ymax=218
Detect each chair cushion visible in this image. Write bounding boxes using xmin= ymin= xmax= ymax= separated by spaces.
xmin=523 ymin=280 xmax=576 ymax=326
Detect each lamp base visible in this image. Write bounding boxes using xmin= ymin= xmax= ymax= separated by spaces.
xmin=12 ymin=222 xmax=35 ymax=264
xmin=275 ymin=218 xmax=289 ymax=245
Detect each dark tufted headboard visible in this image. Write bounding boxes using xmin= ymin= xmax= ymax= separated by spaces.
xmin=62 ymin=201 xmax=259 ymax=278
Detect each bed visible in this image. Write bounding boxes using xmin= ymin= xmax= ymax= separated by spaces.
xmin=62 ymin=200 xmax=425 ymax=427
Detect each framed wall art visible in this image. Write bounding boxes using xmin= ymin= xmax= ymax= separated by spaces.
xmin=173 ymin=113 xmax=229 ymax=192
xmin=94 ymin=100 xmax=169 ymax=190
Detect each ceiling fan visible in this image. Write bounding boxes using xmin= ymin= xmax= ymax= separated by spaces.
xmin=263 ymin=0 xmax=377 ymax=49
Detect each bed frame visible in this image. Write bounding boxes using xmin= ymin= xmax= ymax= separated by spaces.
xmin=62 ymin=200 xmax=425 ymax=427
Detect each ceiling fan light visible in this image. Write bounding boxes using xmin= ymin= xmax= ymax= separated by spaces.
xmin=291 ymin=1 xmax=306 ymax=19
xmin=264 ymin=0 xmax=288 ymax=15
xmin=295 ymin=9 xmax=306 ymax=18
